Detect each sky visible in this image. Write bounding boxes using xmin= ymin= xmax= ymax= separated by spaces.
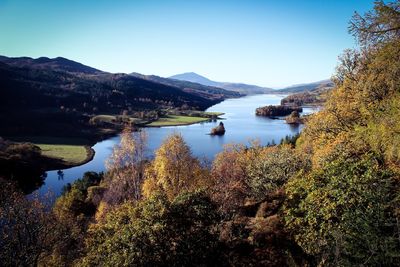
xmin=0 ymin=0 xmax=374 ymax=88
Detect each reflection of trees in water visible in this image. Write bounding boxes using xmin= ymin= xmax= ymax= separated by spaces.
xmin=0 ymin=166 xmax=47 ymax=194
xmin=57 ymin=170 xmax=64 ymax=180
xmin=14 ymin=169 xmax=46 ymax=195
xmin=288 ymin=123 xmax=300 ymax=132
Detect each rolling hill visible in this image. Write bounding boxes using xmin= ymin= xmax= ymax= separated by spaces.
xmin=279 ymin=80 xmax=334 ymax=106
xmin=169 ymin=72 xmax=274 ymax=95
xmin=276 ymin=79 xmax=334 ymax=93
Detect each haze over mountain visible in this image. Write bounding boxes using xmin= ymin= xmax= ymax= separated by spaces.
xmin=277 ymin=79 xmax=334 ymax=93
xmin=130 ymin=72 xmax=241 ymax=100
xmin=170 ymin=72 xmax=274 ymax=95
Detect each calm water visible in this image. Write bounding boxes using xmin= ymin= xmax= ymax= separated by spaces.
xmin=36 ymin=94 xmax=316 ymax=196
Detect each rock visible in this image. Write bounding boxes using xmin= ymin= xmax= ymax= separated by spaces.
xmin=210 ymin=122 xmax=225 ymax=135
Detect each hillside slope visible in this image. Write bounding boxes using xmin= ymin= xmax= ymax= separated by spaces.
xmin=0 ymin=56 xmax=222 ymax=139
xmin=276 ymin=79 xmax=334 ymax=93
xmin=170 ymin=72 xmax=274 ymax=95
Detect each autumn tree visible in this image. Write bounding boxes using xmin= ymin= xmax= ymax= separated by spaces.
xmin=210 ymin=143 xmax=251 ymax=213
xmin=285 ymin=154 xmax=400 ymax=265
xmin=49 ymin=172 xmax=104 ymax=265
xmin=246 ymin=144 xmax=310 ymax=200
xmin=103 ymin=126 xmax=147 ymax=206
xmin=142 ymin=133 xmax=208 ymax=200
xmin=0 ymin=180 xmax=60 ymax=266
xmin=349 ymin=0 xmax=400 ymax=48
xmin=298 ymin=0 xmax=400 ymax=169
xmin=79 ymin=191 xmax=221 ymax=266
xmin=285 ymin=2 xmax=400 ymax=265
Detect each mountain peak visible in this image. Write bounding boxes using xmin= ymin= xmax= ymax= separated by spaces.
xmin=169 ymin=72 xmax=220 ymax=87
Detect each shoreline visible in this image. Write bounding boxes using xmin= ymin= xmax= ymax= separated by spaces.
xmin=43 ymin=114 xmax=225 ymax=170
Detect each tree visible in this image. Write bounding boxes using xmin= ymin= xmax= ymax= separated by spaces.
xmin=143 ymin=133 xmax=207 ymax=200
xmin=0 ymin=180 xmax=60 ymax=266
xmin=210 ymin=143 xmax=250 ymax=213
xmin=246 ymin=145 xmax=309 ymax=201
xmin=51 ymin=172 xmax=104 ymax=266
xmin=103 ymin=126 xmax=147 ymax=206
xmin=285 ymin=154 xmax=400 ymax=266
xmin=349 ymin=0 xmax=400 ymax=48
xmin=79 ymin=191 xmax=221 ymax=266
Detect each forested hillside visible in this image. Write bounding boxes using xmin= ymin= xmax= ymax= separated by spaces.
xmin=1 ymin=1 xmax=400 ymax=266
xmin=0 ymin=57 xmax=227 ymax=138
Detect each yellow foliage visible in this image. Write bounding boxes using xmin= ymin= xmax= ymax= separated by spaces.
xmin=143 ymin=133 xmax=208 ymax=200
xmin=299 ymin=38 xmax=400 ymax=171
xmin=95 ymin=201 xmax=109 ymax=222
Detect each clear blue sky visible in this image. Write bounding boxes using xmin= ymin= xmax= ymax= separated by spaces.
xmin=0 ymin=0 xmax=374 ymax=87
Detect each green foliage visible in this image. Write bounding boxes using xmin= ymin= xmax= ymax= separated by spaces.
xmin=79 ymin=191 xmax=221 ymax=266
xmin=61 ymin=171 xmax=103 ymax=196
xmin=285 ymin=154 xmax=400 ymax=265
xmin=280 ymin=133 xmax=300 ymax=146
xmin=285 ymin=4 xmax=400 ymax=265
xmin=246 ymin=145 xmax=310 ymax=201
xmin=55 ymin=172 xmax=103 ymax=219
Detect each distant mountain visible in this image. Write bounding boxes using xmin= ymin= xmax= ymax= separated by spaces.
xmin=169 ymin=72 xmax=274 ymax=95
xmin=277 ymin=79 xmax=334 ymax=93
xmin=130 ymin=72 xmax=242 ymax=100
xmin=170 ymin=72 xmax=220 ymax=87
xmin=279 ymin=79 xmax=335 ymax=106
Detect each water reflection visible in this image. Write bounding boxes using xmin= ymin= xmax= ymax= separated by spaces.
xmin=57 ymin=170 xmax=64 ymax=181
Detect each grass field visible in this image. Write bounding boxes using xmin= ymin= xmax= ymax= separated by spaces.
xmin=9 ymin=136 xmax=92 ymax=165
xmin=203 ymin=111 xmax=225 ymax=116
xmin=37 ymin=144 xmax=89 ymax=164
xmin=146 ymin=115 xmax=210 ymax=127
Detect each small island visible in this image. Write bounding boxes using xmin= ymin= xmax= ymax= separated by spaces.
xmin=210 ymin=122 xmax=226 ymax=135
xmin=285 ymin=110 xmax=303 ymax=124
xmin=255 ymin=105 xmax=302 ymax=117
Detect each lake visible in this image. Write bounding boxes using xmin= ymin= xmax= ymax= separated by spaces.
xmin=36 ymin=94 xmax=316 ymax=196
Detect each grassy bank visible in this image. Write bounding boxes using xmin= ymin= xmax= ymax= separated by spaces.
xmin=8 ymin=136 xmax=95 ymax=169
xmin=37 ymin=144 xmax=89 ymax=165
xmin=146 ymin=115 xmax=211 ymax=127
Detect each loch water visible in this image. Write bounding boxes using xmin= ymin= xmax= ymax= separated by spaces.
xmin=36 ymin=94 xmax=317 ymax=196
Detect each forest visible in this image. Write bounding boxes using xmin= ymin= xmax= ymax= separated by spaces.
xmin=1 ymin=1 xmax=400 ymax=266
